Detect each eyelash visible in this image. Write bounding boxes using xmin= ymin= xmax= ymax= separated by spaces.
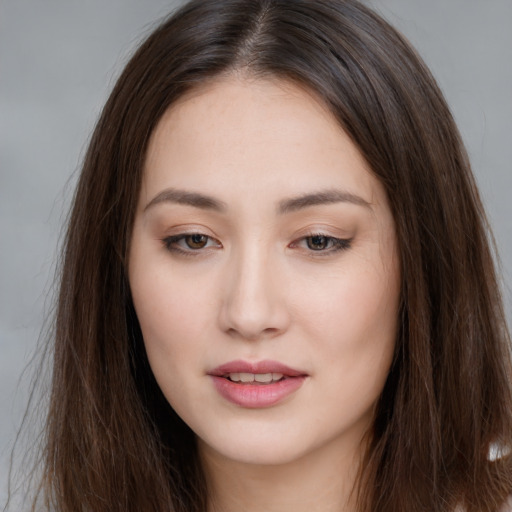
xmin=161 ymin=232 xmax=352 ymax=256
xmin=162 ymin=233 xmax=220 ymax=256
xmin=291 ymin=233 xmax=352 ymax=254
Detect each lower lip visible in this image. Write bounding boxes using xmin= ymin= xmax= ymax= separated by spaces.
xmin=210 ymin=376 xmax=306 ymax=408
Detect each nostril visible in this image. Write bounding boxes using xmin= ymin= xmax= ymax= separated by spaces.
xmin=225 ymin=325 xmax=283 ymax=342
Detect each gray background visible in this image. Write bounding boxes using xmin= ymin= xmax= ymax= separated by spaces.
xmin=1 ymin=0 xmax=511 ymax=505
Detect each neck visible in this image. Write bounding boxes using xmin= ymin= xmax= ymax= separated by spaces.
xmin=199 ymin=435 xmax=365 ymax=512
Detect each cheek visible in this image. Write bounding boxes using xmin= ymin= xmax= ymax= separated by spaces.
xmin=128 ymin=240 xmax=216 ymax=390
xmin=295 ymin=257 xmax=399 ymax=396
xmin=131 ymin=268 xmax=208 ymax=353
xmin=129 ymin=267 xmax=213 ymax=415
xmin=300 ymin=266 xmax=398 ymax=346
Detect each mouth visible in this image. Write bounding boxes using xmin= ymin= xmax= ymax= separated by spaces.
xmin=209 ymin=360 xmax=307 ymax=408
xmin=223 ymin=372 xmax=285 ymax=384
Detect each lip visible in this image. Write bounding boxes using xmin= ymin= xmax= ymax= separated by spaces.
xmin=210 ymin=359 xmax=306 ymax=377
xmin=209 ymin=359 xmax=307 ymax=408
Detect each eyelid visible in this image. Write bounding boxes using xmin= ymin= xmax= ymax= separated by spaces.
xmin=160 ymin=226 xmax=352 ymax=256
xmin=289 ymin=231 xmax=353 ymax=255
xmin=162 ymin=231 xmax=222 ymax=255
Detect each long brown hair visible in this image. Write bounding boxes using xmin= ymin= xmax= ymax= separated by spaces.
xmin=30 ymin=0 xmax=512 ymax=510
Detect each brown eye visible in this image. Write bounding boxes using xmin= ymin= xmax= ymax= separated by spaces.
xmin=163 ymin=233 xmax=221 ymax=254
xmin=185 ymin=234 xmax=209 ymax=249
xmin=306 ymin=235 xmax=329 ymax=250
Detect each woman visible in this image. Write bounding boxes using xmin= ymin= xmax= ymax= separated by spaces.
xmin=26 ymin=0 xmax=512 ymax=510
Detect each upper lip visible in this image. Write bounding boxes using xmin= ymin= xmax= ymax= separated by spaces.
xmin=209 ymin=359 xmax=307 ymax=377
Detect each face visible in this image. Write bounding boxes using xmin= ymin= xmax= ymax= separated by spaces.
xmin=129 ymin=77 xmax=400 ymax=467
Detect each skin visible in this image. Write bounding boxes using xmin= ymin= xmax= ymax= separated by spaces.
xmin=129 ymin=76 xmax=401 ymax=512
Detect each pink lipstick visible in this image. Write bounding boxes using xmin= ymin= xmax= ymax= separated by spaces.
xmin=209 ymin=360 xmax=307 ymax=408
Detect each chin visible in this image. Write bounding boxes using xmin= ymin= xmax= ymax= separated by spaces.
xmin=199 ymin=434 xmax=311 ymax=467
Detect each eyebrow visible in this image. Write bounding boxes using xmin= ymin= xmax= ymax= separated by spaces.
xmin=278 ymin=190 xmax=372 ymax=214
xmin=143 ymin=187 xmax=372 ymax=214
xmin=144 ymin=188 xmax=227 ymax=212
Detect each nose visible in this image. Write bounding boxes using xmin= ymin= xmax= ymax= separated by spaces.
xmin=218 ymin=246 xmax=290 ymax=341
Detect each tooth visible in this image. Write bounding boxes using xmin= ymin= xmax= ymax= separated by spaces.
xmin=239 ymin=372 xmax=254 ymax=383
xmin=229 ymin=373 xmax=241 ymax=382
xmin=254 ymin=373 xmax=273 ymax=383
xmin=272 ymin=373 xmax=283 ymax=381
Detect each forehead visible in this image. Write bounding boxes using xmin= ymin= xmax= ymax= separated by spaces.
xmin=141 ymin=76 xmax=384 ymax=209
